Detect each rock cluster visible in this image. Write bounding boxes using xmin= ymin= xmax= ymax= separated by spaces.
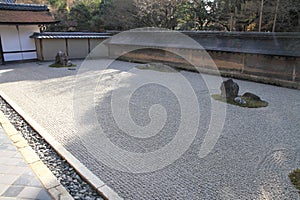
xmin=220 ymin=79 xmax=264 ymax=105
xmin=55 ymin=51 xmax=72 ymax=67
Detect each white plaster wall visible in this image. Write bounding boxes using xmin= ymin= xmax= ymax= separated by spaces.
xmin=19 ymin=25 xmax=39 ymax=60
xmin=0 ymin=25 xmax=38 ymax=61
xmin=68 ymin=39 xmax=88 ymax=59
xmin=89 ymin=38 xmax=108 ymax=58
xmin=42 ymin=39 xmax=67 ymax=60
xmin=0 ymin=25 xmax=21 ymax=61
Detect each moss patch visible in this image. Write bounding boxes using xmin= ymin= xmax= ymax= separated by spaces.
xmin=289 ymin=169 xmax=300 ymax=194
xmin=135 ymin=63 xmax=178 ymax=73
xmin=211 ymin=94 xmax=268 ymax=108
xmin=49 ymin=63 xmax=76 ymax=68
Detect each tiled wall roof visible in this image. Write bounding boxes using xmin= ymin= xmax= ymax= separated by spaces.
xmin=31 ymin=32 xmax=112 ymax=39
xmin=0 ymin=2 xmax=48 ymax=11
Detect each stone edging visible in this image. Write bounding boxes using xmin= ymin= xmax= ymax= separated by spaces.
xmin=0 ymin=91 xmax=122 ymax=200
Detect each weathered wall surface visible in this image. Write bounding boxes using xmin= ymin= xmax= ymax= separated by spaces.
xmin=35 ymin=38 xmax=106 ymax=60
xmin=112 ymin=48 xmax=299 ymax=89
xmin=33 ymin=31 xmax=300 ymax=88
xmin=107 ymin=31 xmax=300 ymax=89
xmin=31 ymin=32 xmax=111 ymax=61
xmin=37 ymin=39 xmax=67 ymax=60
xmin=67 ymin=39 xmax=89 ymax=59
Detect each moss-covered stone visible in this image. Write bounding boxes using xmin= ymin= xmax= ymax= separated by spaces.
xmin=289 ymin=168 xmax=300 ymax=195
xmin=211 ymin=94 xmax=268 ymax=108
xmin=135 ymin=63 xmax=178 ymax=73
xmin=49 ymin=63 xmax=76 ymax=68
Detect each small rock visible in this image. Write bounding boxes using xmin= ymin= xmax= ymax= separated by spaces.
xmin=67 ymin=176 xmax=73 ymax=182
xmin=80 ymin=189 xmax=86 ymax=193
xmin=234 ymin=97 xmax=246 ymax=104
xmin=242 ymin=92 xmax=261 ymax=101
xmin=67 ymin=60 xmax=73 ymax=67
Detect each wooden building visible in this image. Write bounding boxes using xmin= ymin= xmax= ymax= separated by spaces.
xmin=0 ymin=2 xmax=57 ymax=63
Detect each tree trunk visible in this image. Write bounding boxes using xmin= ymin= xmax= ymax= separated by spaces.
xmin=230 ymin=13 xmax=234 ymax=32
xmin=259 ymin=0 xmax=264 ymax=32
xmin=272 ymin=0 xmax=280 ymax=32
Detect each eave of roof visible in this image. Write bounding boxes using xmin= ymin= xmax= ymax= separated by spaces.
xmin=0 ymin=21 xmax=59 ymax=25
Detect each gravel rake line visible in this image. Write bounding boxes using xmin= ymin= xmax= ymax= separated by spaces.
xmin=0 ymin=96 xmax=104 ymax=200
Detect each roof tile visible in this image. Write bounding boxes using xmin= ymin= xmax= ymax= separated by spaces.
xmin=0 ymin=10 xmax=57 ymax=24
xmin=0 ymin=2 xmax=48 ymax=11
xmin=30 ymin=32 xmax=112 ymax=39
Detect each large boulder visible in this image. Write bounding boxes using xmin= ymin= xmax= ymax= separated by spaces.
xmin=55 ymin=51 xmax=68 ymax=66
xmin=220 ymin=79 xmax=239 ymax=99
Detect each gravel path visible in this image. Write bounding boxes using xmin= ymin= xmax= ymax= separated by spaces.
xmin=0 ymin=60 xmax=299 ymax=199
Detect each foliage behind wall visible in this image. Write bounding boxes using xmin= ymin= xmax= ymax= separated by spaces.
xmin=16 ymin=0 xmax=300 ymax=32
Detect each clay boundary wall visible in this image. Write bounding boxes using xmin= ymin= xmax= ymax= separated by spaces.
xmin=107 ymin=31 xmax=300 ymax=89
xmin=33 ymin=31 xmax=300 ymax=89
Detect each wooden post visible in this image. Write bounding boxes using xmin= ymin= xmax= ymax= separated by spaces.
xmin=0 ymin=35 xmax=4 ymax=64
xmin=259 ymin=0 xmax=264 ymax=32
xmin=88 ymin=38 xmax=91 ymax=53
xmin=39 ymin=39 xmax=44 ymax=61
xmin=65 ymin=39 xmax=69 ymax=56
